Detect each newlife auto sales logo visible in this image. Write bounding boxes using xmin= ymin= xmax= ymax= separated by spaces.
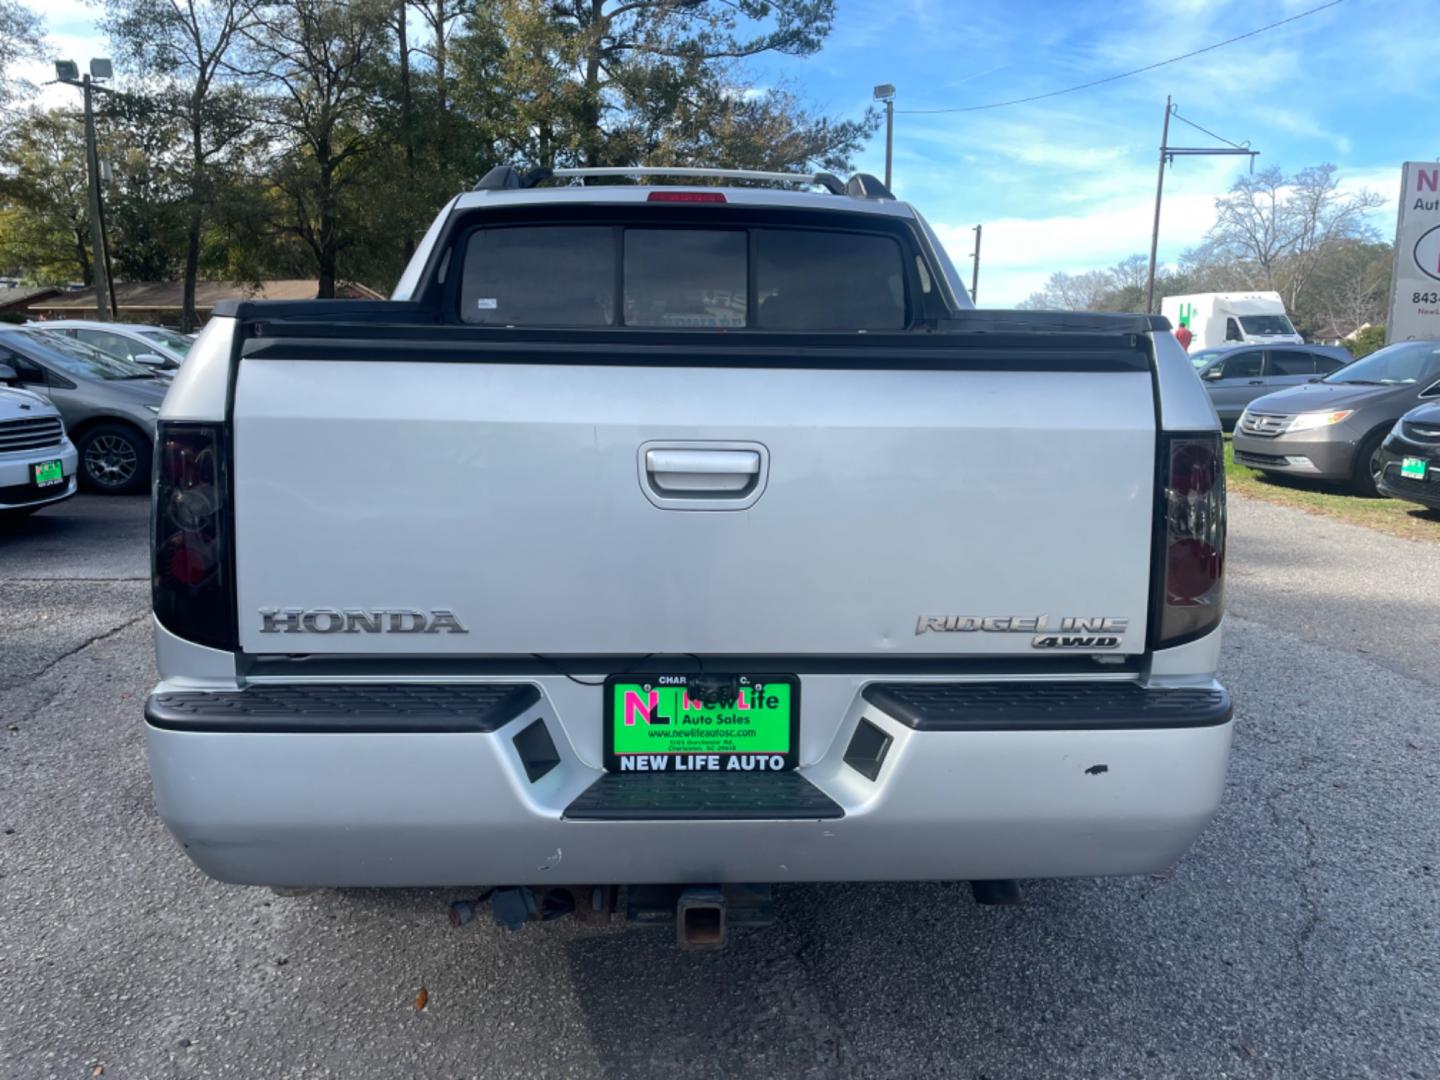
xmin=1414 ymin=223 xmax=1440 ymax=284
xmin=1388 ymin=163 xmax=1440 ymax=340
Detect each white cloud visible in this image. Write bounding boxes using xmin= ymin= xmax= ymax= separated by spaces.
xmin=926 ymin=163 xmax=1400 ymax=307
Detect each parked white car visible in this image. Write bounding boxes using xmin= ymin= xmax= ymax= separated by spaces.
xmin=0 ymin=377 xmax=78 ymax=519
xmin=36 ymin=320 xmax=194 ymax=374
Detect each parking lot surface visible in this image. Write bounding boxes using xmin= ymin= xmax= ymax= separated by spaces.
xmin=2 ymin=494 xmax=1437 ymax=1079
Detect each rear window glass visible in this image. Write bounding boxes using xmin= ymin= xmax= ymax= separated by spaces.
xmin=461 ymin=226 xmax=614 ymax=326
xmin=755 ymin=229 xmax=904 ymax=330
xmin=624 ymin=229 xmax=747 ymax=328
xmin=459 ymin=224 xmax=909 ymax=330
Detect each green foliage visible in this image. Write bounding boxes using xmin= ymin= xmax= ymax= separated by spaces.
xmin=4 ymin=0 xmax=868 ymax=297
xmin=1347 ymin=323 xmax=1386 ymax=358
xmin=0 ymin=0 xmax=45 ymax=107
xmin=0 ymin=110 xmax=92 ymax=285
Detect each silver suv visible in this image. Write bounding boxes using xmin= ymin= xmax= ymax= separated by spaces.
xmin=1232 ymin=340 xmax=1440 ymax=495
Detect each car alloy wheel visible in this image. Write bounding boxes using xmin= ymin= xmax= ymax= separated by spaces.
xmin=85 ymin=433 xmax=139 ymax=488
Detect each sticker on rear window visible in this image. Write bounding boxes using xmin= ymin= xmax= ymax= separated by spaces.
xmin=475 ymin=298 xmax=498 ymax=310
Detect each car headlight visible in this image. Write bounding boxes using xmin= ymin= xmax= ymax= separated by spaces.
xmin=1285 ymin=409 xmax=1353 ymax=433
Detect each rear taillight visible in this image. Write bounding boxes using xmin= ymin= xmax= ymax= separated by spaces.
xmin=1153 ymin=432 xmax=1226 ymax=648
xmin=152 ymin=422 xmax=236 ymax=650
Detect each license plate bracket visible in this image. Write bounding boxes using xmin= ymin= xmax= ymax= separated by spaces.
xmin=603 ymin=673 xmax=800 ymax=773
xmin=31 ymin=459 xmax=63 ymax=488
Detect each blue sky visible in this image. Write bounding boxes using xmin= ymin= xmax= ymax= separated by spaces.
xmin=16 ymin=0 xmax=1438 ymax=303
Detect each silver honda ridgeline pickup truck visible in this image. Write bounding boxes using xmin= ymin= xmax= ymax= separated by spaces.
xmin=145 ymin=167 xmax=1230 ymax=938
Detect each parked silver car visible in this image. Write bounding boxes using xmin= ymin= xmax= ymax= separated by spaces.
xmin=0 ymin=326 xmax=166 ymax=494
xmin=0 ymin=381 xmax=78 ymax=518
xmin=38 ymin=319 xmax=193 ymax=374
xmin=1193 ymin=343 xmax=1353 ymax=428
xmin=1232 ymin=340 xmax=1440 ymax=495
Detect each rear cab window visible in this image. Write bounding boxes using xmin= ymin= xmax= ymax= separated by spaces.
xmin=457 ymin=213 xmax=911 ymax=332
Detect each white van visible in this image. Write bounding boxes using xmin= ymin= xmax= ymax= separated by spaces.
xmin=1162 ymin=291 xmax=1302 ymax=351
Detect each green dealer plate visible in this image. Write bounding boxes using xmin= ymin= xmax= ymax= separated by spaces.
xmin=603 ymin=674 xmax=799 ymax=773
xmin=1401 ymin=457 xmax=1428 ymax=480
xmin=31 ymin=459 xmax=63 ymax=488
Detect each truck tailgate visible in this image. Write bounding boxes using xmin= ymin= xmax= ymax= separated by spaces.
xmin=232 ymin=353 xmax=1156 ymax=657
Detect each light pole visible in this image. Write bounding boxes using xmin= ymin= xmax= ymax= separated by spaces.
xmin=54 ymin=58 xmax=115 ymax=321
xmin=873 ymin=84 xmax=895 ymax=190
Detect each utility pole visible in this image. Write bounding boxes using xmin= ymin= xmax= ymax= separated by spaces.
xmin=874 ymin=84 xmax=896 ymax=190
xmin=1144 ymin=96 xmax=1173 ymax=316
xmin=1145 ymin=96 xmax=1259 ymax=314
xmin=970 ymin=224 xmax=982 ymax=304
xmin=55 ymin=60 xmax=116 ymax=321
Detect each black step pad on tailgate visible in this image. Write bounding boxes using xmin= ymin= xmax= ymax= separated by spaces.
xmin=145 ymin=683 xmax=539 ymax=734
xmin=862 ymin=681 xmax=1231 ymax=731
xmin=565 ymin=772 xmax=843 ymax=821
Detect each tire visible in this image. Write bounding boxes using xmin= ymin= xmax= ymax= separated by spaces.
xmin=78 ymin=423 xmax=152 ymax=495
xmin=1349 ymin=428 xmax=1389 ymax=498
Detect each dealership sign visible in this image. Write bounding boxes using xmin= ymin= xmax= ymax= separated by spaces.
xmin=1387 ymin=162 xmax=1440 ymax=343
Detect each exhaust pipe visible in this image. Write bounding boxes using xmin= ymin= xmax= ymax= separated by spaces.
xmin=970 ymin=879 xmax=1022 ymax=905
xmin=677 ymin=887 xmax=727 ymax=950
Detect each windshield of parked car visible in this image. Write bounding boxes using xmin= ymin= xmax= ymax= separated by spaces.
xmin=1191 ymin=349 xmax=1225 ymax=369
xmin=1239 ymin=315 xmax=1296 ymax=336
xmin=137 ymin=327 xmax=194 ymax=356
xmin=16 ymin=329 xmax=158 ymax=380
xmin=1323 ymin=341 xmax=1440 ymax=386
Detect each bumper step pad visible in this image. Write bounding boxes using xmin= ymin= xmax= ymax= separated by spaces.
xmin=145 ymin=683 xmax=540 ymax=734
xmin=564 ymin=771 xmax=843 ymax=821
xmin=862 ymin=681 xmax=1231 ymax=731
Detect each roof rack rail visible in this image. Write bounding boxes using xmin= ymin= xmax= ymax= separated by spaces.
xmin=474 ymin=165 xmax=895 ymax=199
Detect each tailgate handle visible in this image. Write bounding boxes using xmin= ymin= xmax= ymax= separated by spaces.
xmin=645 ymin=449 xmax=760 ymax=493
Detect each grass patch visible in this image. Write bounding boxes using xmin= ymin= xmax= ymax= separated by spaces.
xmin=1224 ymin=438 xmax=1440 ymax=542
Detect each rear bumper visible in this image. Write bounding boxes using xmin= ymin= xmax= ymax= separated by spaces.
xmin=144 ymin=678 xmax=1232 ymax=887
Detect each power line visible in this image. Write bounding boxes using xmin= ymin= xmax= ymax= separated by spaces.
xmin=897 ymin=0 xmax=1344 ymax=115
xmin=1169 ymin=110 xmax=1247 ymax=151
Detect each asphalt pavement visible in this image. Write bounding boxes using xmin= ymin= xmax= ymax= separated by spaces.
xmin=1 ymin=493 xmax=1437 ymax=1079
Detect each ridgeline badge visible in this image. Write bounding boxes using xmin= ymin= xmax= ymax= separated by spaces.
xmin=915 ymin=614 xmax=1128 ymax=649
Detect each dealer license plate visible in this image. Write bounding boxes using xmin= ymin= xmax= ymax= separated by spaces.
xmin=32 ymin=459 xmax=63 ymax=488
xmin=603 ymin=673 xmax=799 ymax=773
xmin=1401 ymin=457 xmax=1428 ymax=480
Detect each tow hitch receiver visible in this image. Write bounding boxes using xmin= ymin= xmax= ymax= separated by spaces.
xmin=677 ymin=887 xmax=727 ymax=951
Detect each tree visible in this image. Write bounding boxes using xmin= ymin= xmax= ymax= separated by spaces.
xmin=1294 ymin=238 xmax=1392 ymax=340
xmin=1346 ymin=323 xmax=1386 ymax=358
xmin=1018 ymin=268 xmax=1118 ymax=311
xmin=468 ymin=0 xmax=868 ymax=171
xmin=1208 ymin=164 xmax=1385 ymax=316
xmin=105 ymin=0 xmax=262 ymax=329
xmin=243 ymin=0 xmax=391 ymax=296
xmin=0 ymin=109 xmax=93 ymax=285
xmin=0 ymin=0 xmax=44 ymax=109
xmin=101 ymin=92 xmax=192 ymax=281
